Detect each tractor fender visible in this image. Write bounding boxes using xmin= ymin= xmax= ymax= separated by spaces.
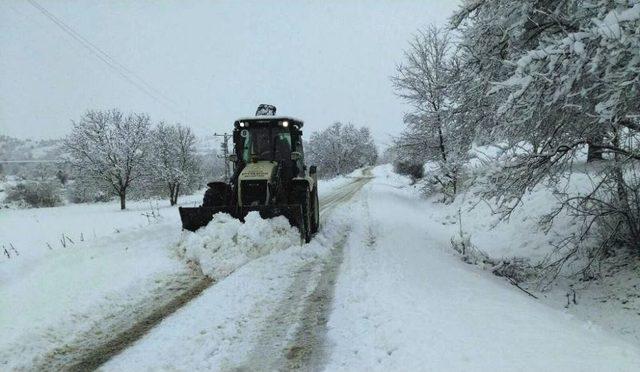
xmin=207 ymin=181 xmax=229 ymax=189
xmin=291 ymin=177 xmax=314 ymax=192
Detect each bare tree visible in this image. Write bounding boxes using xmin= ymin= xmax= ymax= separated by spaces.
xmin=65 ymin=109 xmax=151 ymax=210
xmin=306 ymin=122 xmax=377 ymax=178
xmin=392 ymin=26 xmax=471 ymax=199
xmin=148 ymin=123 xmax=200 ymax=205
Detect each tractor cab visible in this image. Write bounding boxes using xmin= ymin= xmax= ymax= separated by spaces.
xmin=179 ymin=105 xmax=319 ymax=243
xmin=231 ymin=116 xmax=306 ymax=177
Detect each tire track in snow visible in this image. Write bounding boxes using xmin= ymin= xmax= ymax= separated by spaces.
xmin=284 ymin=230 xmax=348 ymax=371
xmin=41 ymin=169 xmax=372 ymax=371
xmin=66 ymin=276 xmax=213 ymax=372
xmin=34 ymin=272 xmax=212 ymax=372
xmin=239 ymin=169 xmax=373 ymax=371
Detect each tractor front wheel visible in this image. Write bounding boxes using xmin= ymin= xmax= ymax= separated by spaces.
xmin=292 ymin=184 xmax=312 ymax=243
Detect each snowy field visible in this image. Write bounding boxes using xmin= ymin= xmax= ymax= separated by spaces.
xmin=0 ymin=173 xmax=355 ymax=370
xmin=2 ymin=166 xmax=639 ymax=370
xmin=0 ymin=194 xmax=204 ymax=369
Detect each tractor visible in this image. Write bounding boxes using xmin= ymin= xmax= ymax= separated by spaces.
xmin=179 ymin=105 xmax=320 ymax=243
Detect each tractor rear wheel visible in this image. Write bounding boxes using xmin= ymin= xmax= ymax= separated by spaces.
xmin=310 ymin=187 xmax=320 ymax=234
xmin=292 ymin=184 xmax=311 ymax=243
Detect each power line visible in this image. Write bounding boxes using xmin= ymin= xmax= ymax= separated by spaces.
xmin=26 ymin=0 xmax=182 ymax=113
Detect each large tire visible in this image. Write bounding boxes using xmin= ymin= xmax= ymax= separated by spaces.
xmin=292 ymin=183 xmax=311 ymax=243
xmin=310 ymin=186 xmax=320 ymax=234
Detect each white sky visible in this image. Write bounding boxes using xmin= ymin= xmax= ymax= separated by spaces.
xmin=0 ymin=0 xmax=460 ymax=145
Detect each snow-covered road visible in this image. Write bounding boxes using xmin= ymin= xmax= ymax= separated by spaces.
xmin=101 ymin=170 xmax=373 ymax=371
xmin=323 ymin=167 xmax=640 ymax=370
xmin=0 ymin=170 xmax=369 ymax=371
xmin=3 ymin=167 xmax=640 ymax=371
xmin=236 ymin=170 xmax=373 ymax=371
xmin=105 ymin=166 xmax=640 ymax=371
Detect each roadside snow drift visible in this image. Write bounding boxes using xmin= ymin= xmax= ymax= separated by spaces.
xmin=101 ymin=177 xmax=363 ymax=371
xmin=324 ymin=165 xmax=640 ymax=371
xmin=176 ymin=212 xmax=301 ymax=279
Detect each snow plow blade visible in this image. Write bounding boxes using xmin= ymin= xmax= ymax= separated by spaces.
xmin=179 ymin=205 xmax=304 ymax=233
xmin=178 ymin=206 xmax=236 ymax=232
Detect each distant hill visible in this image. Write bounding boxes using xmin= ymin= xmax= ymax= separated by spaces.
xmin=0 ymin=132 xmax=223 ymax=162
xmin=0 ymin=136 xmax=66 ymax=162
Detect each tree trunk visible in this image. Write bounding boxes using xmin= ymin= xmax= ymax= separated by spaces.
xmin=437 ymin=124 xmax=447 ymax=162
xmin=168 ymin=184 xmax=175 ymax=206
xmin=119 ymin=192 xmax=126 ymax=210
xmin=587 ymin=136 xmax=604 ymax=162
xmin=611 ymin=130 xmax=639 ymax=247
xmin=169 ymin=184 xmax=179 ymax=206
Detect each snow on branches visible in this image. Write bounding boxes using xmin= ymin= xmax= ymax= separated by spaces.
xmin=65 ymin=109 xmax=151 ymax=210
xmin=306 ymin=122 xmax=377 ymax=178
xmin=148 ymin=123 xmax=201 ymax=205
xmin=65 ymin=109 xmax=203 ymax=209
xmin=447 ymin=0 xmax=640 ymax=278
xmin=392 ymin=26 xmax=471 ymax=200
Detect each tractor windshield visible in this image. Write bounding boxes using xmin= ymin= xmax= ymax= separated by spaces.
xmin=240 ymin=127 xmax=291 ymax=162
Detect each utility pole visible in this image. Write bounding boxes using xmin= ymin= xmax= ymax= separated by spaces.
xmin=213 ymin=132 xmax=231 ymax=180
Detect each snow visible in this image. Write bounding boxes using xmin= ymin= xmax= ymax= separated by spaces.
xmin=324 ymin=165 xmax=640 ymax=371
xmin=0 ymin=195 xmax=198 ymax=264
xmin=0 ymin=176 xmax=347 ymax=369
xmin=0 ymin=193 xmax=211 ymax=369
xmin=3 ymin=166 xmax=640 ymax=370
xmin=101 ymin=198 xmax=353 ymax=371
xmin=104 ymin=166 xmax=640 ymax=370
xmin=595 ymin=4 xmax=640 ymax=39
xmin=101 ymin=237 xmax=331 ymax=371
xmin=176 ymin=212 xmax=301 ymax=279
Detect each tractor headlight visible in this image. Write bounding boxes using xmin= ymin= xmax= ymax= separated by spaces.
xmin=281 ymin=121 xmax=289 ymax=128
xmin=239 ymin=122 xmax=246 ymax=127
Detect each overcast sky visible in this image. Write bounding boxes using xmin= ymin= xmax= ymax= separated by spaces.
xmin=0 ymin=0 xmax=460 ymax=145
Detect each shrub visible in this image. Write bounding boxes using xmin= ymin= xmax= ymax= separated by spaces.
xmin=66 ymin=180 xmax=112 ymax=204
xmin=6 ymin=181 xmax=62 ymax=208
xmin=393 ymin=161 xmax=424 ymax=180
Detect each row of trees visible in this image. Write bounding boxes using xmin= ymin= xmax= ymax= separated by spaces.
xmin=65 ymin=109 xmax=202 ymax=209
xmin=393 ymin=1 xmax=640 ymax=276
xmin=306 ymin=122 xmax=378 ymax=178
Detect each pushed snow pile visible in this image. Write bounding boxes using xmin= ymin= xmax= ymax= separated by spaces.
xmin=176 ymin=212 xmax=301 ymax=279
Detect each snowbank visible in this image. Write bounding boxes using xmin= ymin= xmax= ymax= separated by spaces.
xmin=101 ymin=171 xmax=366 ymax=370
xmin=0 ymin=220 xmax=190 ymax=370
xmin=379 ymin=163 xmax=640 ymax=346
xmin=101 ymin=200 xmax=356 ymax=371
xmin=326 ymin=165 xmax=640 ymax=371
xmin=176 ymin=212 xmax=301 ymax=279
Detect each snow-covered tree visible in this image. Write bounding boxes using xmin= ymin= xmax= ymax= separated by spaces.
xmin=148 ymin=123 xmax=201 ymax=205
xmin=451 ymin=0 xmax=601 ymax=153
xmin=307 ymin=122 xmax=377 ymax=178
xmin=392 ymin=26 xmax=471 ymax=199
xmin=64 ymin=109 xmax=151 ymax=210
xmin=447 ymin=0 xmax=640 ymax=278
xmin=491 ymin=1 xmax=640 ymax=262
